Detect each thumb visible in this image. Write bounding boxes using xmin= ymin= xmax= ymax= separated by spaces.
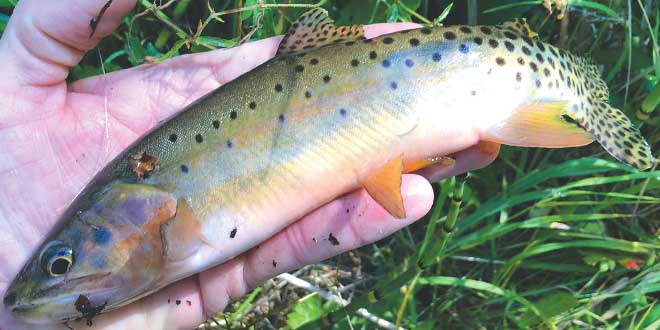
xmin=0 ymin=0 xmax=136 ymax=87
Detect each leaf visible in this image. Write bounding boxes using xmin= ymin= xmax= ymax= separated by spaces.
xmin=434 ymin=3 xmax=454 ymax=25
xmin=125 ymin=34 xmax=147 ymax=65
xmin=519 ymin=292 xmax=578 ymax=327
xmin=0 ymin=13 xmax=8 ymax=33
xmin=195 ymin=36 xmax=239 ymax=50
xmin=0 ymin=0 xmax=16 ymax=8
xmin=287 ymin=293 xmax=324 ymax=329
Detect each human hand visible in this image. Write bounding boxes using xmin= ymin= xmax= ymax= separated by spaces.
xmin=0 ymin=1 xmax=499 ymax=329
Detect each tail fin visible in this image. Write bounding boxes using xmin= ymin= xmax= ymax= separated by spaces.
xmin=573 ymin=102 xmax=654 ymax=170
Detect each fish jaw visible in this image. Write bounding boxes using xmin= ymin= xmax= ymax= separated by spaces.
xmin=4 ymin=182 xmax=177 ymax=323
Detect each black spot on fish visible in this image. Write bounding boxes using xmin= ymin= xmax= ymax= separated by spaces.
xmin=323 ymin=75 xmax=331 ymax=83
xmin=459 ymin=44 xmax=469 ymax=53
xmin=369 ymin=51 xmax=377 ymax=59
xmin=383 ymin=37 xmax=394 ymax=44
xmin=212 ymin=120 xmax=220 ymax=129
xmin=195 ymin=134 xmax=203 ymax=143
xmin=345 ymin=41 xmax=355 ymax=46
xmin=405 ymin=59 xmax=414 ymax=67
xmin=516 ymin=72 xmax=522 ymax=82
xmin=168 ymin=134 xmax=177 ymax=143
xmin=522 ymin=46 xmax=532 ymax=56
xmin=443 ymin=31 xmax=456 ymax=40
xmin=230 ymin=111 xmax=237 ymax=120
xmin=226 ymin=140 xmax=233 ymax=148
xmin=382 ymin=60 xmax=391 ymax=68
xmin=529 ymin=62 xmax=538 ymax=72
xmin=390 ymin=81 xmax=398 ymax=90
xmin=505 ymin=41 xmax=514 ymax=52
xmin=409 ymin=38 xmax=420 ymax=46
xmin=432 ymin=52 xmax=442 ymax=62
xmin=421 ymin=27 xmax=432 ymax=34
xmin=535 ymin=40 xmax=546 ymax=51
xmin=278 ymin=114 xmax=285 ymax=123
xmin=496 ymin=57 xmax=505 ymax=66
xmin=340 ymin=108 xmax=347 ymax=117
xmin=328 ymin=233 xmax=340 ymax=246
xmin=230 ymin=227 xmax=237 ymax=238
xmin=480 ymin=26 xmax=492 ymax=35
xmin=504 ymin=31 xmax=518 ymax=40
xmin=351 ymin=59 xmax=359 ymax=67
xmin=543 ymin=68 xmax=551 ymax=77
xmin=460 ymin=26 xmax=472 ymax=34
xmin=295 ymin=65 xmax=304 ymax=72
xmin=471 ymin=90 xmax=476 ymax=96
xmin=310 ymin=58 xmax=319 ymax=65
xmin=180 ymin=165 xmax=189 ymax=173
xmin=488 ymin=39 xmax=498 ymax=48
xmin=474 ymin=37 xmax=483 ymax=45
xmin=535 ymin=53 xmax=545 ymax=63
xmin=249 ymin=101 xmax=256 ymax=110
xmin=535 ymin=80 xmax=542 ymax=88
xmin=517 ymin=57 xmax=525 ymax=65
xmin=522 ymin=36 xmax=534 ymax=47
xmin=305 ymin=91 xmax=312 ymax=98
xmin=275 ymin=84 xmax=283 ymax=92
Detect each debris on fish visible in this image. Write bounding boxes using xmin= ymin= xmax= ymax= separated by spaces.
xmin=4 ymin=8 xmax=653 ymax=324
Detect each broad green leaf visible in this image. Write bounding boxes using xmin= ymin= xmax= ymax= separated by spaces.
xmin=287 ymin=293 xmax=324 ymax=329
xmin=519 ymin=292 xmax=578 ymax=327
xmin=0 ymin=0 xmax=16 ymax=8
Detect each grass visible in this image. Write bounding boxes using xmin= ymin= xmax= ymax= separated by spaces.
xmin=2 ymin=0 xmax=659 ymax=329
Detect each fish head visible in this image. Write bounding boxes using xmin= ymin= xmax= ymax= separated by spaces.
xmin=4 ymin=183 xmax=177 ymax=323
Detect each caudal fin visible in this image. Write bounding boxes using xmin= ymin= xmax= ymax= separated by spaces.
xmin=576 ymin=102 xmax=654 ymax=170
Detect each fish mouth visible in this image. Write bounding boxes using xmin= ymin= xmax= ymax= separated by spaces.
xmin=8 ymin=272 xmax=113 ymax=323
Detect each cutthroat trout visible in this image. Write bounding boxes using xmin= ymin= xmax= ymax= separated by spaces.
xmin=4 ymin=9 xmax=654 ymax=323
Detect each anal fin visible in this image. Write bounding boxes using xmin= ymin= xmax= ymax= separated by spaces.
xmin=484 ymin=100 xmax=593 ymax=148
xmin=361 ymin=155 xmax=406 ymax=219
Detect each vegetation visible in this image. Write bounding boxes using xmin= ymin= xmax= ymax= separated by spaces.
xmin=1 ymin=0 xmax=659 ymax=329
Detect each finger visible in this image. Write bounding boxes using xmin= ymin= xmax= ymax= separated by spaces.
xmin=196 ymin=174 xmax=433 ymax=320
xmin=69 ymin=23 xmax=421 ymax=127
xmin=416 ymin=141 xmax=501 ymax=182
xmin=0 ymin=0 xmax=136 ymax=88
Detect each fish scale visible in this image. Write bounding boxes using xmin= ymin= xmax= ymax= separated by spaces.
xmin=4 ymin=9 xmax=653 ymax=324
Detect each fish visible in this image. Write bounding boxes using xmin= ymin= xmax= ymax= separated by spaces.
xmin=3 ymin=8 xmax=654 ymax=324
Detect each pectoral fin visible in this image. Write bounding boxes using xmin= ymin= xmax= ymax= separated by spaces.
xmin=361 ymin=155 xmax=406 ymax=219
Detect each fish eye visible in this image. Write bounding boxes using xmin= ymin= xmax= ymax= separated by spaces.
xmin=40 ymin=242 xmax=73 ymax=277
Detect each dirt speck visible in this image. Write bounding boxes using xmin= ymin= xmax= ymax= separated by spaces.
xmin=328 ymin=233 xmax=340 ymax=246
xmin=128 ymin=150 xmax=159 ymax=179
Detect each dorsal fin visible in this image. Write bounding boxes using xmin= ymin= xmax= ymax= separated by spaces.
xmin=499 ymin=18 xmax=538 ymax=38
xmin=277 ymin=8 xmax=365 ymax=56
